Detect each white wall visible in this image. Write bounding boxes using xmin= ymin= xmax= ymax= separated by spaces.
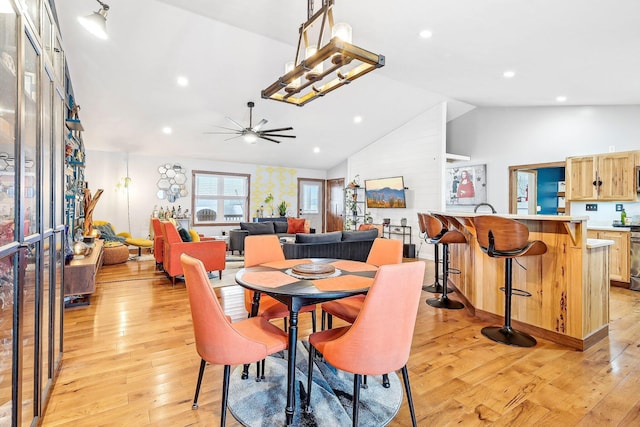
xmin=447 ymin=105 xmax=640 ymax=214
xmin=84 ymin=151 xmax=325 ymax=239
xmin=348 ymin=102 xmax=448 ymax=259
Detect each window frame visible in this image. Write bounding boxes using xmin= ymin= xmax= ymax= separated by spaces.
xmin=191 ymin=170 xmax=251 ymax=226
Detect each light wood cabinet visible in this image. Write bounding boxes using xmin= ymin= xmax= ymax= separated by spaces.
xmin=566 ymin=151 xmax=637 ymax=201
xmin=587 ymin=229 xmax=630 ymax=283
xmin=64 ymin=239 xmax=104 ymax=301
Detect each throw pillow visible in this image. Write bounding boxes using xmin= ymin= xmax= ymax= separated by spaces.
xmin=341 ymin=228 xmax=379 ymax=242
xmin=274 ymin=221 xmax=289 ymax=234
xmin=240 ymin=222 xmax=276 ymax=235
xmin=287 ymin=217 xmax=306 ymax=234
xmin=295 ymin=231 xmax=342 ymax=244
xmin=188 ymin=229 xmax=201 ymax=242
xmin=178 ymin=227 xmax=192 ymax=242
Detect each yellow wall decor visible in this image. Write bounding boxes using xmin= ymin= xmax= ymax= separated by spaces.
xmin=252 ymin=165 xmax=298 ymax=218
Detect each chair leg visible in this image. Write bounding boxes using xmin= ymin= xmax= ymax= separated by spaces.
xmin=221 ymin=365 xmax=230 ymax=427
xmin=401 ymin=365 xmax=417 ymax=427
xmin=304 ymin=346 xmax=315 ymax=413
xmin=192 ymin=359 xmax=206 ymax=409
xmin=321 ymin=310 xmax=326 ymax=330
xmin=218 ymin=270 xmax=222 ymax=280
xmin=382 ymin=373 xmax=390 ymax=388
xmin=352 ymin=374 xmax=361 ymax=427
xmin=327 ymin=313 xmax=333 ymax=329
xmin=362 ymin=375 xmax=368 ymax=389
xmin=423 ymin=244 xmax=452 ymax=293
xmin=310 ymin=310 xmax=317 ymax=333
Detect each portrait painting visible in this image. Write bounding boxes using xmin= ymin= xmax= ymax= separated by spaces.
xmin=446 ymin=164 xmax=487 ymax=207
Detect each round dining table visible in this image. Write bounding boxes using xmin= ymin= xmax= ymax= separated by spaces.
xmin=235 ymin=258 xmax=378 ymax=426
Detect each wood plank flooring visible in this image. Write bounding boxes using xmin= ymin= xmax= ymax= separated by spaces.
xmin=41 ymin=258 xmax=640 ymax=426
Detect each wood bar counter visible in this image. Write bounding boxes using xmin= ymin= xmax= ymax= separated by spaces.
xmin=432 ymin=213 xmax=611 ymax=351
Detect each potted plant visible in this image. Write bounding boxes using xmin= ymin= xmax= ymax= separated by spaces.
xmin=277 ymin=201 xmax=288 ymax=217
xmin=264 ymin=193 xmax=274 ymax=216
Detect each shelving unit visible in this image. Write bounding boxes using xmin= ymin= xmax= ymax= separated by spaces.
xmin=344 ymin=185 xmax=365 ymax=230
xmin=64 ymin=95 xmax=86 ymax=238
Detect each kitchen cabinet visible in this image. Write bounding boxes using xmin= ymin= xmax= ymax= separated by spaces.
xmin=587 ymin=229 xmax=630 ymax=283
xmin=566 ymin=152 xmax=637 ymax=201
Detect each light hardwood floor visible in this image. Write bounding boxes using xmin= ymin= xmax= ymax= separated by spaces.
xmin=41 ymin=258 xmax=640 ymax=426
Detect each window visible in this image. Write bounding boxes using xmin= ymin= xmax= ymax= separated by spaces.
xmin=192 ymin=171 xmax=250 ymax=225
xmin=300 ymin=181 xmax=321 ymax=214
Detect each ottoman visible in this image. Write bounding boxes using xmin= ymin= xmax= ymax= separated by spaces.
xmin=103 ymin=242 xmax=129 ymax=265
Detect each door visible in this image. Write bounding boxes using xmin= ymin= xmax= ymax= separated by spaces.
xmin=297 ymin=178 xmax=324 ymax=233
xmin=516 ymin=170 xmax=537 ymax=215
xmin=326 ymin=179 xmax=344 ymax=232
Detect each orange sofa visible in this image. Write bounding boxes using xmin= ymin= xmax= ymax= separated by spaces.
xmin=160 ymin=221 xmax=226 ymax=286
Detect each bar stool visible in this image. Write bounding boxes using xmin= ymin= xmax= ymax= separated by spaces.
xmin=425 ymin=214 xmax=465 ymax=310
xmin=473 ymin=215 xmax=548 ymax=347
xmin=417 ymin=213 xmax=453 ymax=294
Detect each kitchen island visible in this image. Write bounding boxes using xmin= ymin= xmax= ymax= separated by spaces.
xmin=432 ymin=212 xmax=612 ymax=350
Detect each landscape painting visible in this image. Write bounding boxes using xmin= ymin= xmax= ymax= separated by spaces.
xmin=364 ymin=176 xmax=407 ymax=208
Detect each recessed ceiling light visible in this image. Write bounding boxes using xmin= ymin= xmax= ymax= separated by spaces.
xmin=503 ymin=70 xmax=515 ymax=79
xmin=176 ymin=76 xmax=189 ymax=87
xmin=556 ymin=96 xmax=567 ymax=102
xmin=162 ymin=127 xmax=172 ymax=134
xmin=353 ymin=116 xmax=363 ymax=124
xmin=313 ymin=147 xmax=320 ymax=154
xmin=419 ymin=29 xmax=433 ymax=39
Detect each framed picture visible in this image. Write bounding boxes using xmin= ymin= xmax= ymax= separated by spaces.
xmin=446 ymin=164 xmax=487 ymax=207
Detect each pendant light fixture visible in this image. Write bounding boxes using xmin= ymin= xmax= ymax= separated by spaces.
xmin=262 ymin=0 xmax=385 ymax=107
xmin=78 ymin=0 xmax=110 ymax=40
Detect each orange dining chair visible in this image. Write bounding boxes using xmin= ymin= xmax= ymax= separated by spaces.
xmin=305 ymin=261 xmax=426 ymax=427
xmin=321 ymin=238 xmax=403 ymax=330
xmin=243 ymin=235 xmax=317 ymax=379
xmin=181 ymin=254 xmax=288 ymax=426
xmin=244 ymin=235 xmax=317 ymax=332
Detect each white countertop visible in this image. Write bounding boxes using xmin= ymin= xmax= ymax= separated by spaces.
xmin=586 ymin=238 xmax=615 ymax=248
xmin=588 ymin=225 xmax=630 ymax=232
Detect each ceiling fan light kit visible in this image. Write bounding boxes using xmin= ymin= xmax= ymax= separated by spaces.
xmin=204 ymin=101 xmax=296 ymax=144
xmin=262 ymin=0 xmax=385 ymax=107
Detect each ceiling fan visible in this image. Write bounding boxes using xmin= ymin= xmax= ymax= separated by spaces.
xmin=204 ymin=101 xmax=296 ymax=144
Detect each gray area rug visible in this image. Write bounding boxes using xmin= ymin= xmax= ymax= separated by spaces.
xmin=228 ymin=341 xmax=402 ymax=426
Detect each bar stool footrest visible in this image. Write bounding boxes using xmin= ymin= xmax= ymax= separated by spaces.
xmin=481 ymin=326 xmax=536 ymax=347
xmin=499 ymin=287 xmax=532 ymax=297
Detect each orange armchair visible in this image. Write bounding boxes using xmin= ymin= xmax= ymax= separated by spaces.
xmin=160 ymin=221 xmax=226 ymax=286
xmin=151 ymin=218 xmax=164 ymax=270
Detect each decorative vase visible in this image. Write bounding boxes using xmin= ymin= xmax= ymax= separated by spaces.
xmin=401 ymin=218 xmax=407 ymax=226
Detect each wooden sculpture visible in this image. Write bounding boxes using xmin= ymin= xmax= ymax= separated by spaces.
xmin=83 ymin=188 xmax=104 ymax=236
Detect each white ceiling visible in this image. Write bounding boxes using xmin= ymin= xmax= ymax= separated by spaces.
xmin=53 ymin=0 xmax=640 ymax=170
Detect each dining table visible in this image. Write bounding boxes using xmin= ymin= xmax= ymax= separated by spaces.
xmin=235 ymin=257 xmax=378 ymax=426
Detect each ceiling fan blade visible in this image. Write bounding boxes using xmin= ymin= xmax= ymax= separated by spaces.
xmin=259 ymin=135 xmax=281 ymax=144
xmin=253 ymin=118 xmax=268 ymax=131
xmin=203 ymin=131 xmax=240 ymax=135
xmin=224 ymin=135 xmax=243 ymax=141
xmin=226 ymin=117 xmax=246 ymax=131
xmin=260 ymin=127 xmax=293 ymax=133
xmin=260 ymin=133 xmax=296 ymax=138
xmin=214 ymin=125 xmax=245 ymax=132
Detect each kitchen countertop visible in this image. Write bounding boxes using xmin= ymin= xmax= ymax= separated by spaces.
xmin=586 ymin=238 xmax=615 ymax=248
xmin=588 ymin=225 xmax=631 ymax=232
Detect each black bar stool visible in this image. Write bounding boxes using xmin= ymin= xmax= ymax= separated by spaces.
xmin=417 ymin=213 xmax=453 ymax=294
xmin=425 ymin=214 xmax=465 ymax=310
xmin=473 ymin=215 xmax=548 ymax=347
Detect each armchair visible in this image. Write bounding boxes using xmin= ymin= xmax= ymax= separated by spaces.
xmin=160 ymin=221 xmax=226 ymax=286
xmin=151 ymin=218 xmax=164 ymax=270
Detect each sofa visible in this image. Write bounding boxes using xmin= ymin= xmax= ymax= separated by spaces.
xmin=229 ymin=218 xmax=311 ymax=255
xmin=282 ymin=228 xmax=379 ymax=262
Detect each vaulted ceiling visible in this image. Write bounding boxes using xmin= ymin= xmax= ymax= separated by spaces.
xmin=54 ymin=0 xmax=640 ymax=170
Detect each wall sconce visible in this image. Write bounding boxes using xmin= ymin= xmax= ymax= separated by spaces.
xmin=78 ymin=0 xmax=110 ymax=40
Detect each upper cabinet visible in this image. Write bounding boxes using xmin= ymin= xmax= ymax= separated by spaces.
xmin=566 ymin=151 xmax=637 ymax=201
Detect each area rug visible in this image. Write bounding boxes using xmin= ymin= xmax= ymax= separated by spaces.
xmin=228 ymin=341 xmax=402 ymax=426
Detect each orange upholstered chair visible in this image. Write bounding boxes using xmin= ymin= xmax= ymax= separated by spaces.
xmin=151 ymin=218 xmax=164 ymax=270
xmin=180 ymin=254 xmax=288 ymax=425
xmin=243 ymin=235 xmax=317 ymax=332
xmin=305 ymin=261 xmax=426 ymax=427
xmin=161 ymin=221 xmax=226 ymax=286
xmin=321 ymin=238 xmax=403 ymax=330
